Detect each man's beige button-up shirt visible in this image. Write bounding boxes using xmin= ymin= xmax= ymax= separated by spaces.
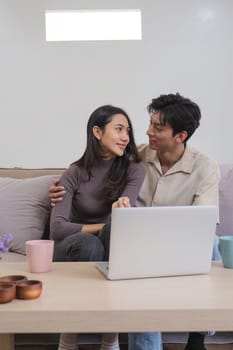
xmin=136 ymin=144 xmax=220 ymax=208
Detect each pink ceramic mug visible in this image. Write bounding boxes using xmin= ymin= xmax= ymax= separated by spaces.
xmin=25 ymin=240 xmax=54 ymax=273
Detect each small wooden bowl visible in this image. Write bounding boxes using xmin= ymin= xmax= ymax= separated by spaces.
xmin=0 ymin=275 xmax=28 ymax=284
xmin=0 ymin=282 xmax=16 ymax=303
xmin=16 ymin=280 xmax=42 ymax=300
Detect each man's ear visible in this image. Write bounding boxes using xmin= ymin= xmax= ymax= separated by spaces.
xmin=92 ymin=126 xmax=102 ymax=140
xmin=175 ymin=130 xmax=188 ymax=144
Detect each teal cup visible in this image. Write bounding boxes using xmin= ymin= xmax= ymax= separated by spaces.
xmin=219 ymin=236 xmax=233 ymax=269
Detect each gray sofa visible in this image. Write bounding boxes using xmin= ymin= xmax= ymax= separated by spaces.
xmin=1 ymin=165 xmax=233 ymax=348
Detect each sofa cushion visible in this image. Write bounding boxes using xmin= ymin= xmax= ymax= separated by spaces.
xmin=216 ymin=164 xmax=233 ymax=236
xmin=0 ymin=175 xmax=60 ymax=254
xmin=0 ymin=167 xmax=64 ymax=179
xmin=2 ymin=251 xmax=27 ymax=262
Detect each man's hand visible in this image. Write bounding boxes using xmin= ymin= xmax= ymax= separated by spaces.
xmin=81 ymin=223 xmax=105 ymax=234
xmin=49 ymin=179 xmax=65 ymax=207
xmin=112 ymin=196 xmax=131 ymax=208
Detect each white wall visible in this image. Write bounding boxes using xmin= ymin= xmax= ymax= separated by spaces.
xmin=0 ymin=0 xmax=232 ymax=168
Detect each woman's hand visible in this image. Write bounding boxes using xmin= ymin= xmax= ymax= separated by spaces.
xmin=112 ymin=196 xmax=131 ymax=208
xmin=49 ymin=179 xmax=65 ymax=207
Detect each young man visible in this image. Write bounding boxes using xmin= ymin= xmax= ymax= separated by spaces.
xmin=50 ymin=93 xmax=220 ymax=350
xmin=127 ymin=93 xmax=220 ymax=350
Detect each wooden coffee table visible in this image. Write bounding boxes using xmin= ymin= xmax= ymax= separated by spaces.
xmin=1 ymin=261 xmax=233 ymax=350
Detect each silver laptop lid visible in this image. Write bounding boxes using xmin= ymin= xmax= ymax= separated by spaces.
xmin=107 ymin=205 xmax=218 ymax=280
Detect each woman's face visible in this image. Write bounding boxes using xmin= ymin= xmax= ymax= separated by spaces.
xmin=94 ymin=114 xmax=130 ymax=159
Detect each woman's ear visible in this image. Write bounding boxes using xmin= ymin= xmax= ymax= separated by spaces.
xmin=92 ymin=126 xmax=102 ymax=140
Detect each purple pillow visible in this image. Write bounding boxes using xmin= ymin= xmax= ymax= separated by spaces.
xmin=216 ymin=164 xmax=233 ymax=236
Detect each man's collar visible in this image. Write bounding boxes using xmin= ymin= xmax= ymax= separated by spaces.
xmin=141 ymin=144 xmax=196 ymax=174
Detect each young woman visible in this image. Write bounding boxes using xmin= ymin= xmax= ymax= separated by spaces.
xmin=50 ymin=105 xmax=145 ymax=350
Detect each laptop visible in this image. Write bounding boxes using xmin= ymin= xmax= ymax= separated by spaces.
xmin=96 ymin=205 xmax=218 ymax=280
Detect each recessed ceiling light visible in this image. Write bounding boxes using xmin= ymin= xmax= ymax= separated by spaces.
xmin=45 ymin=9 xmax=142 ymax=41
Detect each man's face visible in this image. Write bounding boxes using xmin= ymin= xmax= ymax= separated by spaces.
xmin=146 ymin=112 xmax=178 ymax=152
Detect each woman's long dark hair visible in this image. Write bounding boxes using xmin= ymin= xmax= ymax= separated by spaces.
xmin=73 ymin=105 xmax=141 ymax=203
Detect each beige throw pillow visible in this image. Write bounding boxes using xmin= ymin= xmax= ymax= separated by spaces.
xmin=0 ymin=175 xmax=58 ymax=254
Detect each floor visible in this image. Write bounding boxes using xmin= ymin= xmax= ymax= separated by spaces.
xmin=16 ymin=344 xmax=233 ymax=350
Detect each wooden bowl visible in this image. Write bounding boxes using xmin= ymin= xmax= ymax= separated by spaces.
xmin=16 ymin=280 xmax=42 ymax=300
xmin=0 ymin=282 xmax=16 ymax=303
xmin=0 ymin=275 xmax=28 ymax=284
